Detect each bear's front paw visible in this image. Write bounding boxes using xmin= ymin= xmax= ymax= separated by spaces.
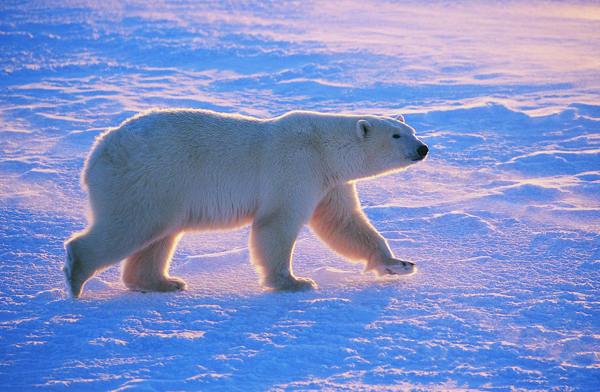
xmin=368 ymin=258 xmax=416 ymax=277
xmin=271 ymin=274 xmax=317 ymax=292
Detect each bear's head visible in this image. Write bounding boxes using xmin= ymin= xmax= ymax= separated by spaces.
xmin=355 ymin=114 xmax=428 ymax=177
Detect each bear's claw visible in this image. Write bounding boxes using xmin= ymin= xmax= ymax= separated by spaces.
xmin=368 ymin=258 xmax=416 ymax=277
xmin=384 ymin=259 xmax=415 ymax=276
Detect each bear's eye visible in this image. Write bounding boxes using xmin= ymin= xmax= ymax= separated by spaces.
xmin=392 ymin=134 xmax=401 ymax=139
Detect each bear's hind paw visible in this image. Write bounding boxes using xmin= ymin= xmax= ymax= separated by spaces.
xmin=64 ymin=246 xmax=89 ymax=299
xmin=126 ymin=277 xmax=188 ymax=293
xmin=159 ymin=277 xmax=188 ymax=292
xmin=63 ymin=263 xmax=83 ymax=299
xmin=269 ymin=275 xmax=317 ymax=293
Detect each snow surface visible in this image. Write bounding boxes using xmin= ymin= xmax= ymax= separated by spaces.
xmin=1 ymin=0 xmax=599 ymax=390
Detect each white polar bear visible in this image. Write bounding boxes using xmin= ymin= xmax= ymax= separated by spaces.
xmin=64 ymin=109 xmax=428 ymax=298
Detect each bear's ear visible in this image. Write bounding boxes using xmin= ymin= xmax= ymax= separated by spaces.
xmin=356 ymin=119 xmax=372 ymax=140
xmin=395 ymin=114 xmax=405 ymax=123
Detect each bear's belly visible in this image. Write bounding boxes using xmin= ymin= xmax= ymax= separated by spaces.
xmin=183 ymin=195 xmax=258 ymax=232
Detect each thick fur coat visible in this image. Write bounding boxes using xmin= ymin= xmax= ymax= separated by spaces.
xmin=64 ymin=109 xmax=428 ymax=297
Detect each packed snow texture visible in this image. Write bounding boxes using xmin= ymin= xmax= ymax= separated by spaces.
xmin=1 ymin=0 xmax=599 ymax=390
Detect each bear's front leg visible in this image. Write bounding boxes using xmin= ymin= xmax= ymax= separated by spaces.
xmin=309 ymin=183 xmax=417 ymax=277
xmin=249 ymin=213 xmax=316 ymax=292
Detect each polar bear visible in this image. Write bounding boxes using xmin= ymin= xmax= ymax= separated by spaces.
xmin=64 ymin=109 xmax=428 ymax=298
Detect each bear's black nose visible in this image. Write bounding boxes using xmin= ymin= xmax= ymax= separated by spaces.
xmin=417 ymin=145 xmax=429 ymax=158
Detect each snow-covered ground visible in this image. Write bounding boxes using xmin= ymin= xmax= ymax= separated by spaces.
xmin=1 ymin=1 xmax=599 ymax=390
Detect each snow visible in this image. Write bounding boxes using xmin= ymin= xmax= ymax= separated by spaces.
xmin=1 ymin=0 xmax=599 ymax=390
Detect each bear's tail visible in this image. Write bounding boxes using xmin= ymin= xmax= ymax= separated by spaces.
xmin=80 ymin=129 xmax=112 ymax=189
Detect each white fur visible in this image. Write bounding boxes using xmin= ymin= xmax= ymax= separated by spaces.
xmin=64 ymin=109 xmax=427 ymax=297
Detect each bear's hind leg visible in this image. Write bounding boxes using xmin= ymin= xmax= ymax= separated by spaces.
xmin=65 ymin=238 xmax=94 ymax=299
xmin=122 ymin=233 xmax=187 ymax=293
xmin=65 ymin=227 xmax=139 ymax=298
